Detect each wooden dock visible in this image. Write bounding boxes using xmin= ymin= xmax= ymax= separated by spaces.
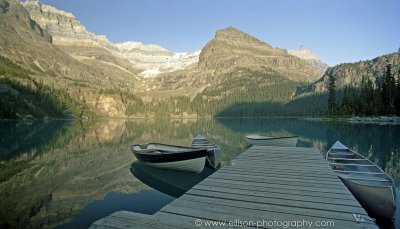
xmin=91 ymin=146 xmax=378 ymax=228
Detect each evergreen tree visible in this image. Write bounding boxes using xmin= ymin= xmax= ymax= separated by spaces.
xmin=327 ymin=75 xmax=336 ymax=115
xmin=341 ymin=86 xmax=351 ymax=115
xmin=382 ymin=64 xmax=396 ymax=114
xmin=375 ymin=77 xmax=384 ymax=115
xmin=365 ymin=78 xmax=375 ymax=115
xmin=395 ymin=69 xmax=400 ymax=116
xmin=360 ymin=77 xmax=375 ymax=115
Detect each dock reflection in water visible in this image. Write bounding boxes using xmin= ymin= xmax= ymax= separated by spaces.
xmin=130 ymin=161 xmax=216 ymax=198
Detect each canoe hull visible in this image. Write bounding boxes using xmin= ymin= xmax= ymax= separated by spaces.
xmin=340 ymin=177 xmax=395 ymax=221
xmin=245 ymin=136 xmax=298 ymax=147
xmin=132 ymin=143 xmax=207 ymax=173
xmin=142 ymin=156 xmax=206 ymax=173
xmin=327 ymin=141 xmax=396 ymax=221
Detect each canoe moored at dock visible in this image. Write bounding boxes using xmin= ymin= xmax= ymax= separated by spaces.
xmin=131 ymin=143 xmax=208 ymax=173
xmin=326 ymin=141 xmax=395 ymax=221
xmin=191 ymin=134 xmax=221 ymax=170
xmin=245 ymin=134 xmax=298 ymax=147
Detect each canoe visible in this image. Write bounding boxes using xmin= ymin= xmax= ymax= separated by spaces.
xmin=130 ymin=161 xmax=214 ymax=198
xmin=131 ymin=143 xmax=207 ymax=173
xmin=191 ymin=134 xmax=221 ymax=170
xmin=326 ymin=141 xmax=395 ymax=221
xmin=245 ymin=134 xmax=298 ymax=147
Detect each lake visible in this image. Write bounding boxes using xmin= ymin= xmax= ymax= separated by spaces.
xmin=0 ymin=118 xmax=399 ymax=228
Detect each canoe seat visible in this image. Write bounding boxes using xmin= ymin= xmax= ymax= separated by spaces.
xmin=329 ymin=162 xmax=375 ymax=167
xmin=328 ymin=158 xmax=367 ymax=161
xmin=340 ymin=176 xmax=392 ymax=183
xmin=334 ymin=170 xmax=385 ymax=175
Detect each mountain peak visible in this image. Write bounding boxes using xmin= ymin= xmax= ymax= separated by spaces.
xmin=215 ymin=27 xmax=243 ymax=37
xmin=288 ymin=45 xmax=329 ymax=76
xmin=288 ymin=45 xmax=319 ymax=60
xmin=198 ymin=27 xmax=321 ymax=81
xmin=22 ymin=0 xmax=75 ymax=19
xmin=214 ymin=26 xmax=272 ymax=48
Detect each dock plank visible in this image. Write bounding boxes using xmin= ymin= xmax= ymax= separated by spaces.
xmin=232 ymin=160 xmax=331 ymax=168
xmin=175 ymin=194 xmax=365 ymax=222
xmin=160 ymin=204 xmax=375 ymax=229
xmin=168 ymin=197 xmax=377 ymax=227
xmin=155 ymin=211 xmax=251 ymax=229
xmin=218 ymin=162 xmax=328 ymax=171
xmin=185 ymin=189 xmax=366 ymax=214
xmin=192 ymin=184 xmax=361 ymax=206
xmin=90 ymin=211 xmax=188 ymax=229
xmin=206 ymin=175 xmax=350 ymax=192
xmin=209 ymin=172 xmax=345 ymax=187
xmin=221 ymin=167 xmax=339 ymax=180
xmin=237 ymin=152 xmax=324 ymax=159
xmin=201 ymin=178 xmax=355 ymax=196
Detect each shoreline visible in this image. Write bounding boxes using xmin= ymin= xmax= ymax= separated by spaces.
xmin=2 ymin=115 xmax=400 ymax=125
xmin=302 ymin=116 xmax=400 ymax=125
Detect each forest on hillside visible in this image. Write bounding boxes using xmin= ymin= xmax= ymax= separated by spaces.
xmin=0 ymin=56 xmax=83 ymax=119
xmin=122 ymin=69 xmax=325 ymax=117
xmin=327 ymin=64 xmax=400 ymax=116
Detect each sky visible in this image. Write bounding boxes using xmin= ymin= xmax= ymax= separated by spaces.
xmin=40 ymin=0 xmax=400 ymax=66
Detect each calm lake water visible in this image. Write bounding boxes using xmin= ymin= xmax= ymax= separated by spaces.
xmin=0 ymin=118 xmax=399 ymax=228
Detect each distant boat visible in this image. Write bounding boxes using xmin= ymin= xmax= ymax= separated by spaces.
xmin=130 ymin=161 xmax=215 ymax=198
xmin=245 ymin=134 xmax=298 ymax=147
xmin=131 ymin=143 xmax=208 ymax=173
xmin=191 ymin=134 xmax=221 ymax=170
xmin=326 ymin=141 xmax=395 ymax=221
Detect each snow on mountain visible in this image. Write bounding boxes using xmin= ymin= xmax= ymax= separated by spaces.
xmin=115 ymin=42 xmax=200 ymax=78
xmin=115 ymin=41 xmax=169 ymax=53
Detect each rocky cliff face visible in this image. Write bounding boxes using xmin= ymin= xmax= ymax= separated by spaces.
xmin=21 ymin=0 xmax=141 ymax=79
xmin=22 ymin=0 xmax=114 ymax=50
xmin=299 ymin=52 xmax=400 ymax=94
xmin=0 ymin=0 xmax=100 ymax=80
xmin=198 ymin=27 xmax=322 ymax=82
xmin=22 ymin=0 xmax=200 ymax=78
xmin=288 ymin=45 xmax=329 ymax=76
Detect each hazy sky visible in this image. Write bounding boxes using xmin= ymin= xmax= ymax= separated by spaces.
xmin=40 ymin=0 xmax=400 ymax=66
